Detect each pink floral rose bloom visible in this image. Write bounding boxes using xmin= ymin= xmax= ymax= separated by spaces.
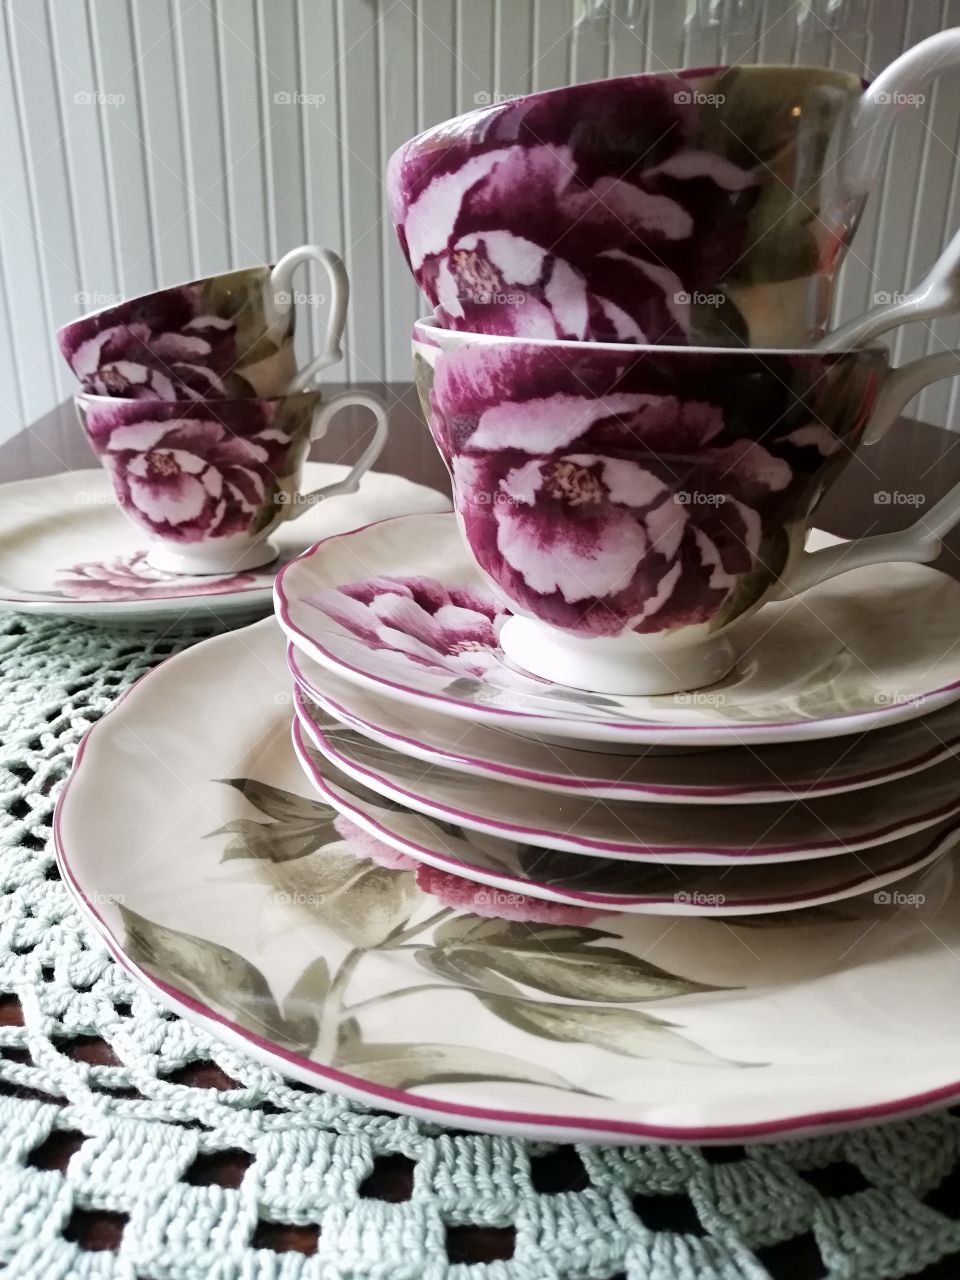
xmin=79 ymin=397 xmax=314 ymax=544
xmin=414 ymin=862 xmax=604 ymax=925
xmin=306 ymin=575 xmax=509 ymax=680
xmin=332 ymin=815 xmax=419 ymax=871
xmin=55 ymin=551 xmax=255 ymax=601
xmin=422 ymin=341 xmax=860 ymax=638
xmin=58 ymin=285 xmax=240 ymax=400
xmin=388 ymin=73 xmax=757 ymax=343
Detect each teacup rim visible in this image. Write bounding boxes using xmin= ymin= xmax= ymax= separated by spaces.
xmin=412 ymin=316 xmax=890 ymax=362
xmin=56 ymin=260 xmax=278 ymax=339
xmin=392 ymin=61 xmax=865 ymax=164
xmin=73 ymin=386 xmax=322 ymax=411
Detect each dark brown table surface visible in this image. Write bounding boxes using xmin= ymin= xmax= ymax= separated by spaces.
xmin=2 ymin=394 xmax=960 ymax=1277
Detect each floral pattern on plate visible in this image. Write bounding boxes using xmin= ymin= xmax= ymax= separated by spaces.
xmin=55 ymin=551 xmax=256 ymax=600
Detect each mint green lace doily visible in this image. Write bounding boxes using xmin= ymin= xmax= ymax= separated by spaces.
xmin=2 ymin=611 xmax=959 ymax=1280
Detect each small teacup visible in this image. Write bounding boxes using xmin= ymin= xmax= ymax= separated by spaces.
xmin=414 ymin=317 xmax=960 ymax=694
xmin=76 ymin=387 xmax=388 ymax=574
xmin=58 ymin=245 xmax=349 ymax=400
xmin=391 ymin=33 xmax=960 ymax=348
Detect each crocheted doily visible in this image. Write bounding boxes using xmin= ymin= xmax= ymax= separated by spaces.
xmin=1 ymin=611 xmax=959 ymax=1280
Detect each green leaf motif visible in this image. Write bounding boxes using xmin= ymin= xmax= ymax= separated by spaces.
xmin=334 ymin=1033 xmax=572 ymax=1092
xmin=209 ymin=778 xmax=342 ymax=863
xmin=426 ymin=918 xmax=724 ymax=1003
xmin=267 ymin=850 xmax=420 ymax=949
xmin=119 ymin=905 xmax=317 ymax=1052
xmin=479 ymin=994 xmax=732 ymax=1067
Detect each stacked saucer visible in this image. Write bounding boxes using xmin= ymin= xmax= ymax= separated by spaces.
xmin=276 ymin=511 xmax=960 ymax=920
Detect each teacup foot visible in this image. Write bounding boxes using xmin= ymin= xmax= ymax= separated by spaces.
xmin=145 ymin=538 xmax=280 ymax=576
xmin=499 ymin=614 xmax=739 ymax=696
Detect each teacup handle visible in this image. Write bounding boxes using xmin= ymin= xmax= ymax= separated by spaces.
xmin=264 ymin=245 xmax=350 ymax=391
xmin=844 ymin=31 xmax=960 ymax=198
xmin=817 ymin=226 xmax=960 ymax=352
xmin=777 ymin=349 xmax=960 ymax=597
xmin=287 ymin=391 xmax=390 ymax=518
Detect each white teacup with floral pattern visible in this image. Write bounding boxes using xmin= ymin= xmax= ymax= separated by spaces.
xmin=58 ymin=246 xmax=349 ymax=401
xmin=76 ymin=388 xmax=389 ymax=574
xmin=414 ymin=317 xmax=960 ymax=695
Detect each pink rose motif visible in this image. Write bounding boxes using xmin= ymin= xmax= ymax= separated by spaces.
xmin=389 ymin=74 xmax=757 ymax=343
xmin=426 ymin=342 xmax=849 ymax=637
xmin=306 ymin=575 xmax=509 ymax=679
xmin=55 ymin=551 xmax=256 ymax=601
xmin=59 ymin=286 xmax=241 ymax=400
xmin=331 ymin=814 xmax=603 ymax=923
xmin=332 ymin=815 xmax=419 ymax=871
xmin=81 ymin=398 xmax=310 ymax=543
xmin=414 ymin=862 xmax=604 ymax=924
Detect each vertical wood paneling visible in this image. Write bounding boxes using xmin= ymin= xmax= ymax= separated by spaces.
xmin=455 ymin=0 xmax=495 ymax=115
xmin=336 ymin=0 xmax=384 ymax=384
xmin=530 ymin=0 xmax=576 ymax=91
xmin=87 ymin=1 xmax=156 ymax=298
xmin=2 ymin=0 xmax=960 ymax=449
xmin=682 ymin=0 xmax=724 ymax=70
xmin=378 ymin=0 xmax=419 ymax=380
xmin=0 ymin=2 xmax=65 ymax=434
xmin=171 ymin=0 xmax=231 ymax=273
xmin=214 ymin=0 xmax=269 ymax=265
xmin=294 ymin=0 xmax=347 ymax=377
xmin=570 ymin=4 xmax=610 ymax=82
xmin=129 ymin=0 xmax=193 ymax=286
xmin=831 ymin=0 xmax=910 ymax=328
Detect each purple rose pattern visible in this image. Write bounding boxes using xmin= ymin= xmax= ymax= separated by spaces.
xmin=389 ymin=72 xmax=757 ymax=344
xmin=80 ymin=396 xmax=315 ymax=544
xmin=55 ymin=551 xmax=256 ymax=601
xmin=58 ymin=267 xmax=290 ymax=400
xmin=333 ymin=814 xmax=603 ymax=924
xmin=389 ymin=67 xmax=865 ymax=346
xmin=422 ymin=341 xmax=881 ymax=638
xmin=306 ymin=575 xmax=510 ymax=679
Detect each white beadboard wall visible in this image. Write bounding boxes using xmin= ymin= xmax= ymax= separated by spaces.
xmin=1 ymin=0 xmax=959 ymax=449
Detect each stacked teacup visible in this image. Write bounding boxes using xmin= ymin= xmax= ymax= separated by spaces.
xmin=272 ymin=34 xmax=960 ymax=926
xmin=57 ymin=247 xmax=389 ymax=576
xmin=390 ymin=41 xmax=960 ymax=696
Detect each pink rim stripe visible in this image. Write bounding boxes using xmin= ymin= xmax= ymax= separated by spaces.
xmin=273 ymin=514 xmax=960 ymax=740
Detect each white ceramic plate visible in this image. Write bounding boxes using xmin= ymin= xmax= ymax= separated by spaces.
xmin=276 ymin=513 xmax=960 ymax=746
xmin=0 ymin=467 xmax=449 ymax=622
xmin=55 ymin=619 xmax=960 ymax=1144
xmin=291 ymin=706 xmax=958 ymax=916
xmin=288 ymin=643 xmax=960 ymax=804
xmin=293 ymin=688 xmax=960 ymax=864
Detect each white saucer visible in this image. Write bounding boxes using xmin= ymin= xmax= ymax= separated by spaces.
xmin=0 ymin=467 xmax=449 ymax=623
xmin=291 ymin=707 xmax=958 ymax=916
xmin=288 ymin=642 xmax=960 ymax=803
xmin=277 ymin=512 xmax=960 ymax=745
xmin=55 ymin=618 xmax=960 ymax=1143
xmin=293 ymin=689 xmax=960 ymax=864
